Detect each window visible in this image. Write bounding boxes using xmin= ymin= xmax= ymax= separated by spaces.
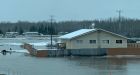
xmin=89 ymin=40 xmax=96 ymax=44
xmin=76 ymin=40 xmax=83 ymax=44
xmin=116 ymin=40 xmax=122 ymax=44
xmin=102 ymin=40 xmax=109 ymax=44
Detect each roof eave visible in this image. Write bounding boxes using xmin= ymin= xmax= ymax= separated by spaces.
xmin=97 ymin=28 xmax=128 ymax=39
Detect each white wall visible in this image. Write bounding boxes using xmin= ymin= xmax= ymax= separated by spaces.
xmin=65 ymin=30 xmax=127 ymax=49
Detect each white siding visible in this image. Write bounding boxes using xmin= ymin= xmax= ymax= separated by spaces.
xmin=65 ymin=30 xmax=127 ymax=49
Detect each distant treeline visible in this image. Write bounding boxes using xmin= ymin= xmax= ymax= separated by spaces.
xmin=0 ymin=17 xmax=140 ymax=37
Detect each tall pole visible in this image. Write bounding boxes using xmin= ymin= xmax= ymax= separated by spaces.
xmin=50 ymin=15 xmax=53 ymax=49
xmin=116 ymin=10 xmax=122 ymax=33
xmin=117 ymin=10 xmax=122 ymax=21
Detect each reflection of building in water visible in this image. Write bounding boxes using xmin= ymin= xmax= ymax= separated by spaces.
xmin=106 ymin=58 xmax=127 ymax=70
xmin=67 ymin=57 xmax=127 ymax=75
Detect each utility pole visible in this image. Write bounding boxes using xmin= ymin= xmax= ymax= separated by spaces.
xmin=116 ymin=10 xmax=122 ymax=33
xmin=50 ymin=15 xmax=54 ymax=49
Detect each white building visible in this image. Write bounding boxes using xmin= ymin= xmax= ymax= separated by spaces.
xmin=23 ymin=32 xmax=39 ymax=37
xmin=59 ymin=29 xmax=128 ymax=49
xmin=5 ymin=32 xmax=19 ymax=38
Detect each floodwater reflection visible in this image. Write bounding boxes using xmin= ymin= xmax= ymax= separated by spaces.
xmin=1 ymin=53 xmax=140 ymax=75
xmin=67 ymin=56 xmax=129 ymax=75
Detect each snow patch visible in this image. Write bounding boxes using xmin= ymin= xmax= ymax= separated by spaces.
xmin=59 ymin=29 xmax=95 ymax=39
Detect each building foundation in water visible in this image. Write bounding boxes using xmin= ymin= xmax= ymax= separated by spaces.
xmin=22 ymin=43 xmax=140 ymax=57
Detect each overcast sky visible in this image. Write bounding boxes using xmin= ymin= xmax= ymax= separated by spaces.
xmin=0 ymin=0 xmax=139 ymax=22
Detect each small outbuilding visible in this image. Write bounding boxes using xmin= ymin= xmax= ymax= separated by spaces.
xmin=5 ymin=32 xmax=19 ymax=38
xmin=59 ymin=28 xmax=128 ymax=49
xmin=23 ymin=32 xmax=39 ymax=37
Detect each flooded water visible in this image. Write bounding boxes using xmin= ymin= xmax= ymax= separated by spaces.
xmin=0 ymin=38 xmax=140 ymax=75
xmin=0 ymin=53 xmax=140 ymax=75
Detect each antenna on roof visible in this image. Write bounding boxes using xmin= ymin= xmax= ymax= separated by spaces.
xmin=91 ymin=23 xmax=95 ymax=29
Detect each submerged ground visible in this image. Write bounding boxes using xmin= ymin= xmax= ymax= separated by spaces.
xmin=0 ymin=53 xmax=140 ymax=75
